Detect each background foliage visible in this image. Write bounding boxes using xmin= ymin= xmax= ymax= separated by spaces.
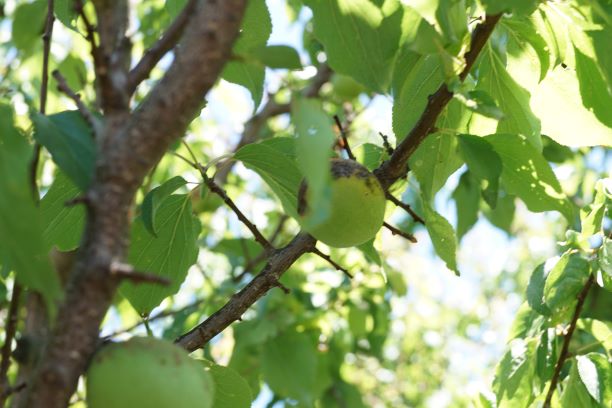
xmin=0 ymin=0 xmax=610 ymax=407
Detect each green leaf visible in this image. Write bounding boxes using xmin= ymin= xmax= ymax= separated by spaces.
xmin=0 ymin=104 xmax=62 ymax=308
xmin=291 ymin=98 xmax=335 ymax=228
xmin=222 ymin=62 xmax=265 ymax=110
xmin=502 ymin=17 xmax=551 ymax=82
xmin=574 ymin=46 xmax=612 ymax=129
xmin=486 ymin=134 xmax=574 ymax=222
xmin=54 ymin=0 xmax=78 ymax=30
xmin=588 ymin=29 xmax=612 ymax=90
xmin=165 ymin=0 xmax=188 ymax=19
xmin=357 ymin=238 xmax=382 ymax=266
xmin=599 ymin=237 xmax=612 ymax=278
xmin=40 ymin=170 xmax=85 ymax=251
xmin=400 ymin=5 xmax=445 ymax=55
xmin=507 ymin=302 xmax=543 ymax=340
xmin=392 ymin=53 xmax=443 ymax=141
xmin=243 ymin=45 xmax=302 ymax=70
xmin=221 ymin=0 xmax=271 ymax=108
xmin=200 ymin=361 xmax=252 ymax=408
xmin=354 ymin=143 xmax=385 ymax=171
xmin=12 ymin=0 xmax=46 ymax=54
xmin=141 ymin=176 xmax=187 ymax=237
xmin=526 ymin=263 xmax=551 ymax=316
xmin=581 ymin=180 xmax=607 ymax=238
xmin=235 ymin=139 xmax=302 ymax=218
xmin=305 ymin=0 xmax=402 ymax=92
xmin=32 ymin=110 xmax=96 ymax=191
xmin=483 ymin=192 xmax=515 ymax=233
xmin=580 ymin=353 xmax=612 ymax=404
xmin=452 ymin=171 xmax=479 ymax=240
xmin=458 ymin=134 xmax=502 ymax=208
xmin=422 ymin=199 xmax=458 ymax=275
xmin=233 ymin=0 xmax=272 ymax=53
xmin=561 ymin=360 xmax=598 ymax=407
xmin=454 ymin=90 xmax=504 ymax=120
xmin=530 ymin=65 xmax=612 ymax=147
xmin=262 ymin=329 xmax=318 ymax=404
xmin=409 ymin=132 xmax=463 ymax=201
xmin=475 ymin=46 xmax=542 ymax=151
xmin=576 ymin=320 xmax=612 ymax=352
xmin=56 ymin=54 xmax=88 ymax=93
xmin=481 ymin=0 xmax=538 ymax=16
xmin=121 ymin=195 xmax=200 ymax=315
xmin=493 ymin=338 xmax=538 ymax=407
xmin=576 ymin=355 xmax=602 ymax=404
xmin=543 ymin=253 xmax=590 ymax=323
xmin=435 ymin=0 xmax=467 ymax=46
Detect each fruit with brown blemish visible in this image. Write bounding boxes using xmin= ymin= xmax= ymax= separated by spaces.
xmin=298 ymin=159 xmax=386 ymax=247
xmin=86 ymin=337 xmax=214 ymax=408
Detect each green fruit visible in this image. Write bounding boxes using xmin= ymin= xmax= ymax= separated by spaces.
xmin=331 ymin=74 xmax=366 ymax=100
xmin=86 ymin=337 xmax=214 ymax=408
xmin=298 ymin=159 xmax=386 ymax=248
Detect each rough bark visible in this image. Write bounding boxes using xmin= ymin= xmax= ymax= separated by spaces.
xmin=22 ymin=1 xmax=247 ymax=406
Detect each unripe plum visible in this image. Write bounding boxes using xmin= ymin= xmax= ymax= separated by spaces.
xmin=298 ymin=159 xmax=386 ymax=247
xmin=86 ymin=337 xmax=214 ymax=408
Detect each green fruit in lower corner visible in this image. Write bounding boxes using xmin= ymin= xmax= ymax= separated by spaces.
xmin=86 ymin=337 xmax=214 ymax=408
xmin=331 ymin=74 xmax=366 ymax=100
xmin=298 ymin=159 xmax=386 ymax=248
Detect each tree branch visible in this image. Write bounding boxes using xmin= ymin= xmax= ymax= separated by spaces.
xmin=0 ymin=283 xmax=22 ymax=406
xmin=374 ymin=13 xmax=502 ymax=188
xmin=543 ymin=274 xmax=595 ymax=408
xmin=23 ymin=1 xmax=248 ymax=406
xmin=175 ymin=233 xmax=316 ymax=352
xmin=52 ymin=70 xmax=101 ymax=136
xmin=127 ymin=0 xmax=198 ymax=94
xmin=175 ymin=15 xmax=503 ymax=353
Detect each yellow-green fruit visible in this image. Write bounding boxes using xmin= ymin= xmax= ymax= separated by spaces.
xmin=298 ymin=159 xmax=386 ymax=248
xmin=331 ymin=74 xmax=366 ymax=100
xmin=86 ymin=337 xmax=214 ymax=408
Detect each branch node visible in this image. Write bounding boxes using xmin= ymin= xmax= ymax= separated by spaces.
xmin=274 ymin=281 xmax=291 ymax=294
xmin=383 ymin=222 xmax=417 ymax=243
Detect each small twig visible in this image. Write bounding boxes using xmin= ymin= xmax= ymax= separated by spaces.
xmin=383 ymin=222 xmax=417 ymax=243
xmin=52 ymin=70 xmax=100 ymax=136
xmin=103 ymin=299 xmax=204 ymax=339
xmin=0 ymin=284 xmax=22 ymax=406
xmin=0 ymin=382 xmax=26 ymax=400
xmin=234 ymin=215 xmax=289 ymax=282
xmin=386 ymin=193 xmax=425 ymax=225
xmin=201 ymin=169 xmax=273 ymax=251
xmin=274 ymin=281 xmax=291 ymax=294
xmin=177 ymin=142 xmax=274 ymax=252
xmin=109 ymin=261 xmax=171 ymax=286
xmin=379 ymin=132 xmax=394 ymax=155
xmin=543 ymin=274 xmax=595 ymax=408
xmin=333 ymin=115 xmax=356 ymax=161
xmin=310 ymin=247 xmax=353 ymax=279
xmin=75 ymin=0 xmax=98 ymax=58
xmin=29 ymin=0 xmax=56 ymax=200
xmin=127 ymin=0 xmax=198 ymax=93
